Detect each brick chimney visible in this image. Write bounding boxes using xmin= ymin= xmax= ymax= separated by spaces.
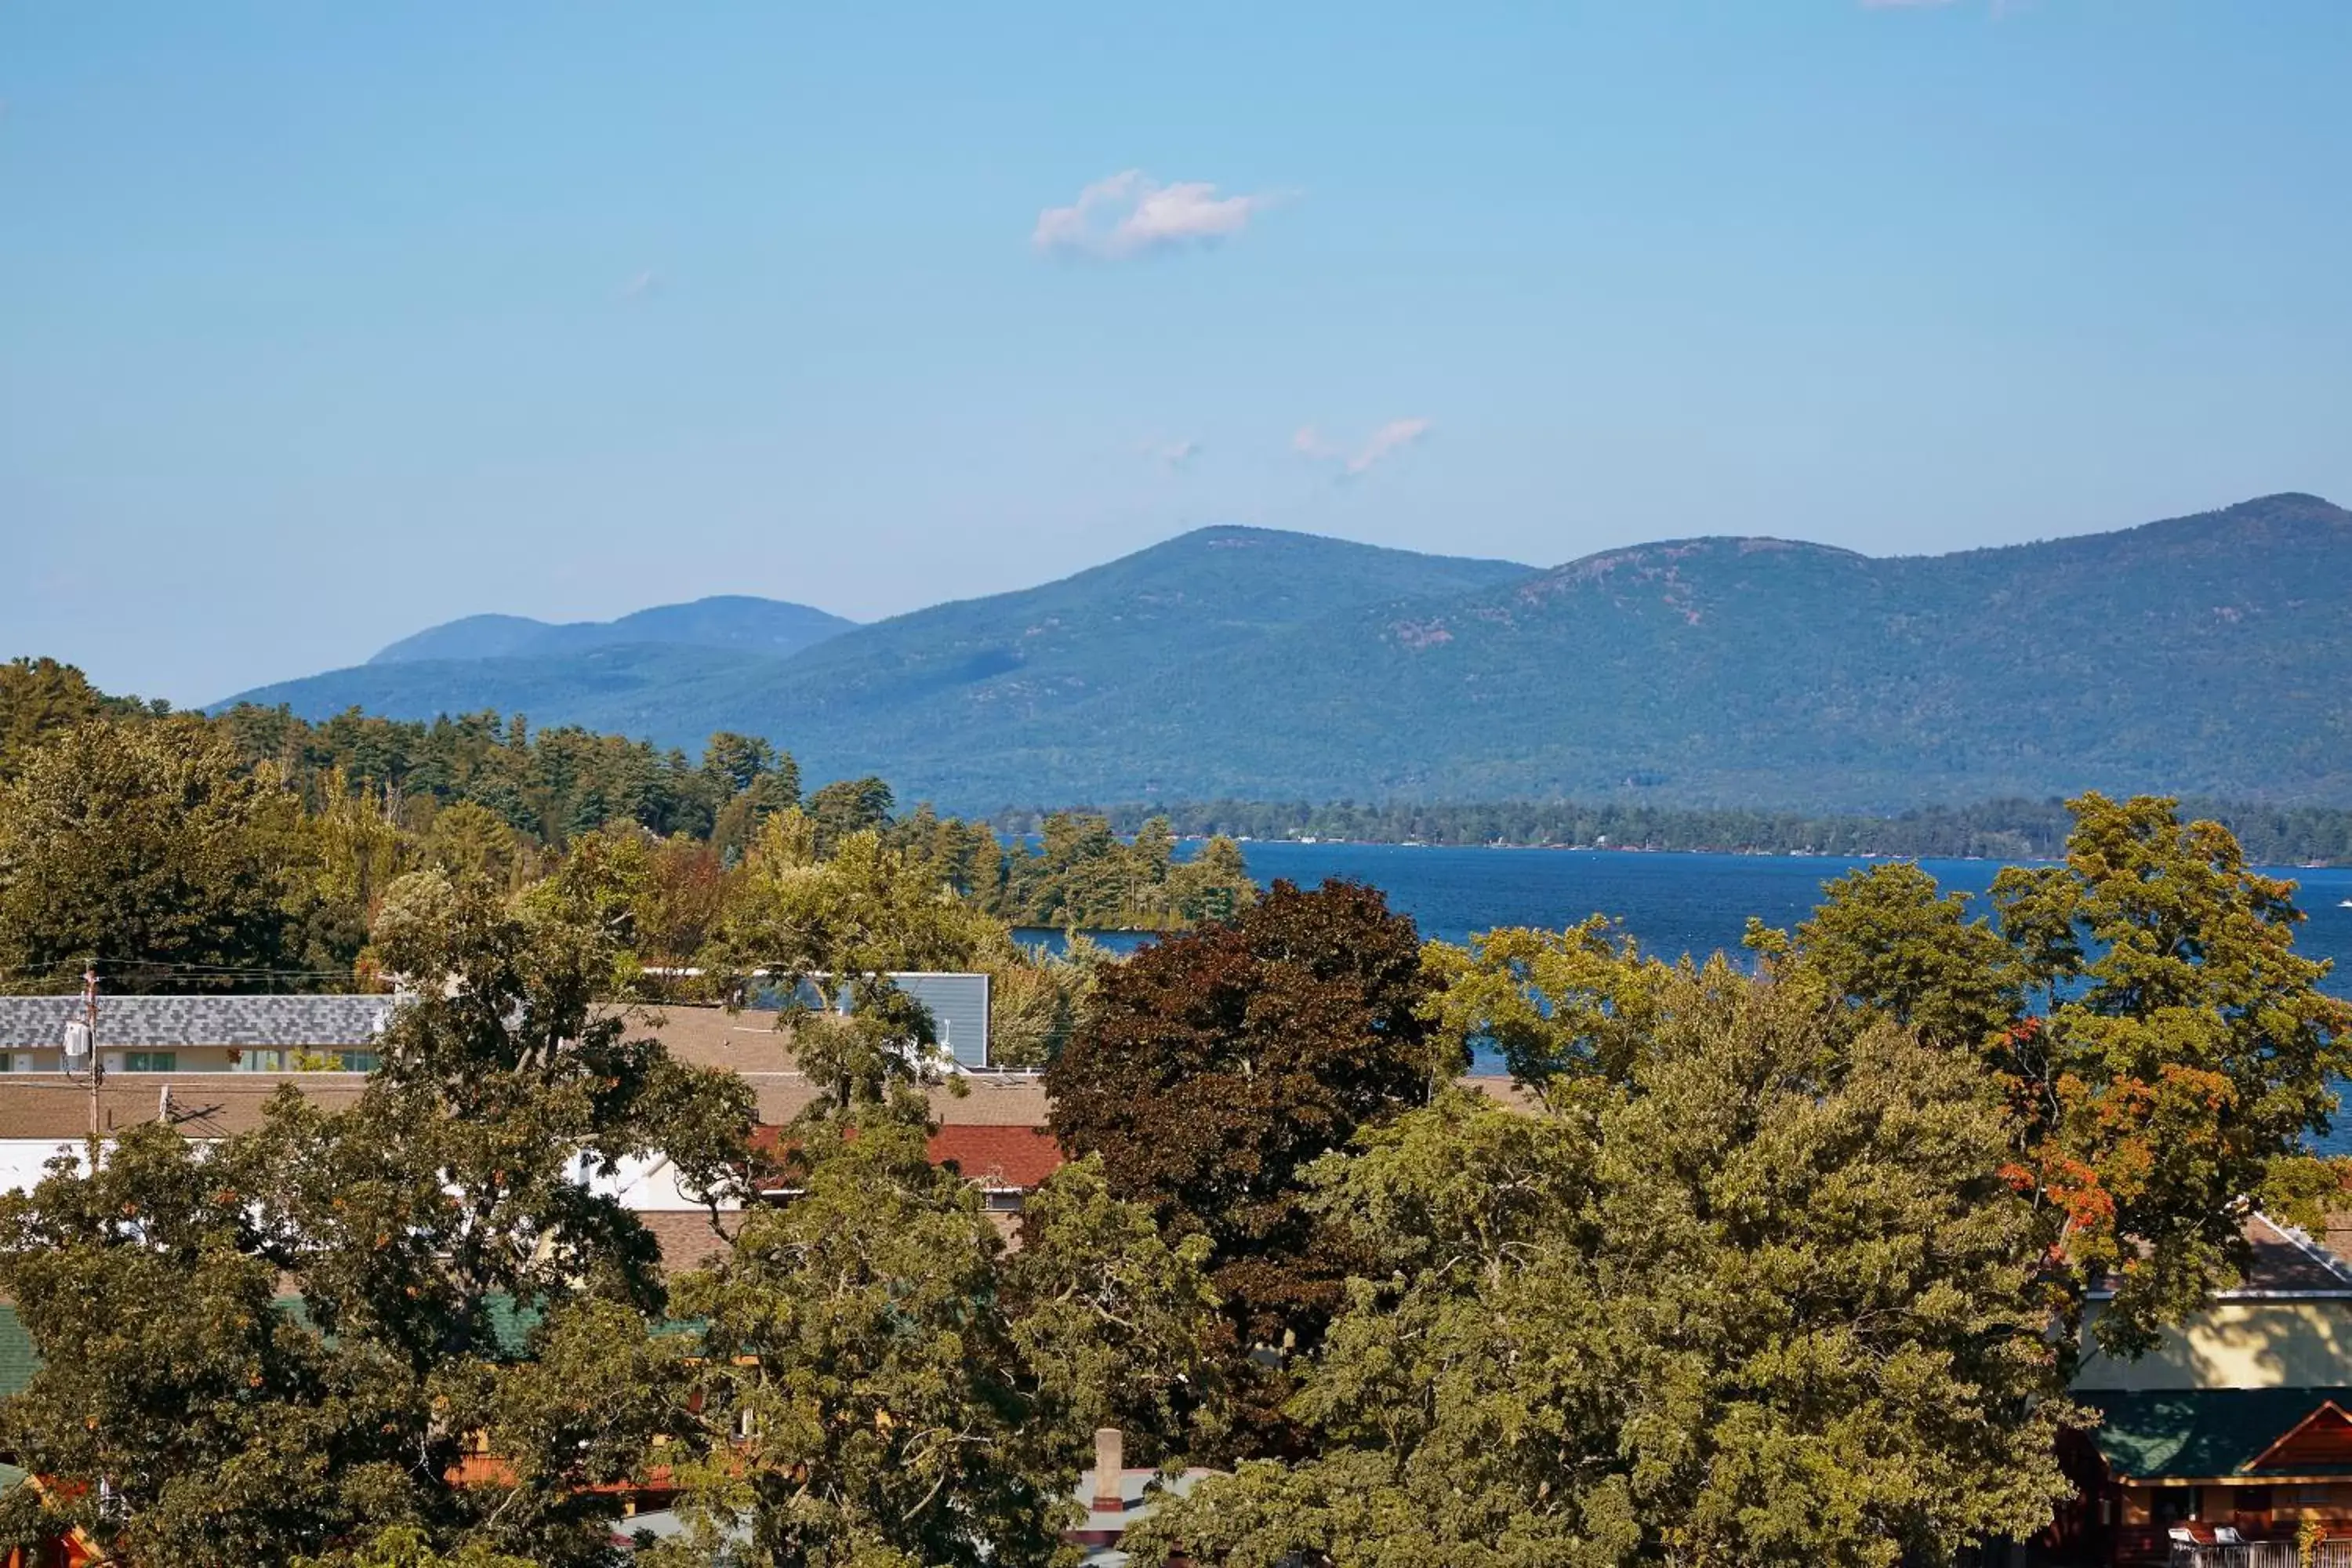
xmin=1092 ymin=1426 xmax=1124 ymax=1513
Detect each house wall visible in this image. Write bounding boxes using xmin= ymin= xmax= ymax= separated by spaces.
xmin=892 ymin=974 xmax=990 ymax=1069
xmin=1 ymin=1046 xmax=376 ymax=1072
xmin=2074 ymin=1299 xmax=2352 ymax=1390
xmin=748 ymin=973 xmax=993 ymax=1069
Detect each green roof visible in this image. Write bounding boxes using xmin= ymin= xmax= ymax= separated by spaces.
xmin=0 ymin=1307 xmax=34 ymax=1399
xmin=2080 ymin=1388 xmax=2352 ymax=1481
xmin=0 ymin=1293 xmax=581 ymax=1401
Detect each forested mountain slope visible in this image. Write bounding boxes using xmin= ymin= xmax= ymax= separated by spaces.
xmin=370 ymin=595 xmax=855 ymax=664
xmin=224 ymin=525 xmax=1536 ymax=778
xmin=226 ymin=496 xmax=2352 ymax=810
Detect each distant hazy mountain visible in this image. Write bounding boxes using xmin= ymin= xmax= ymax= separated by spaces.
xmin=369 ymin=596 xmax=855 ymax=665
xmin=223 ymin=497 xmax=2352 ymax=810
xmin=223 ymin=527 xmax=1534 ymax=764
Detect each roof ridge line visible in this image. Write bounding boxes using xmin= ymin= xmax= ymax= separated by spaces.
xmin=2257 ymin=1209 xmax=2352 ymax=1284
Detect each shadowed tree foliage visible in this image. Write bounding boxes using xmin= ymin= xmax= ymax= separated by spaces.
xmin=1046 ymin=878 xmax=1444 ymax=1455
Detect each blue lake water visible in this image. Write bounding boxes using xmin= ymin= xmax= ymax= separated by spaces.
xmin=1023 ymin=844 xmax=2352 ymax=1152
xmin=1068 ymin=843 xmax=2352 ymax=982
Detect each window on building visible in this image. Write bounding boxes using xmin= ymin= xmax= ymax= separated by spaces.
xmin=122 ymin=1051 xmax=177 ymax=1073
xmin=2151 ymin=1487 xmax=2200 ymax=1526
xmin=336 ymin=1051 xmax=379 ymax=1073
xmin=982 ymin=1191 xmax=1026 ymax=1212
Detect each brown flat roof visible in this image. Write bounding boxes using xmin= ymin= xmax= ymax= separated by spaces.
xmin=0 ymin=1071 xmax=1051 ymax=1142
xmin=0 ymin=1074 xmax=369 ymax=1138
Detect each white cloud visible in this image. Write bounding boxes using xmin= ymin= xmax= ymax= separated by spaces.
xmin=1345 ymin=418 xmax=1433 ymax=476
xmin=1033 ymin=171 xmax=1285 ymax=260
xmin=1294 ymin=419 xmax=1434 ymax=479
xmin=619 ymin=268 xmax=660 ymax=301
xmin=1157 ymin=438 xmax=1203 ymax=470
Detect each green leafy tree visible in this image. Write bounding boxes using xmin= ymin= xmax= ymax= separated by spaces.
xmin=655 ymin=1110 xmax=1219 ymax=1568
xmin=0 ymin=866 xmax=752 ymax=1567
xmin=1046 ymin=879 xmax=1441 ymax=1455
xmin=1004 ymin=1152 xmax=1226 ymax=1456
xmin=715 ymin=811 xmax=1000 ymax=1109
xmin=1986 ymin=793 xmax=2352 ymax=1351
xmin=1773 ymin=794 xmax=2352 ymax=1354
xmin=1759 ymin=858 xmax=2020 ymax=1055
xmin=298 ymin=1526 xmax=539 ymax=1568
xmin=420 ymin=797 xmax=531 ymax=889
xmin=702 ymin=731 xmax=782 ymax=796
xmin=807 ymin=775 xmax=896 ymax=854
xmin=0 ymin=717 xmax=325 ymax=991
xmin=885 ymin=804 xmax=1004 ymax=902
xmin=1419 ymin=916 xmax=1660 ymax=1109
xmin=985 ymin=935 xmax=1109 ymax=1072
xmin=1165 ymin=833 xmax=1256 ymax=925
xmin=994 ymin=814 xmax=1256 ymax=931
xmin=706 ymin=732 xmax=800 ymax=866
xmin=0 ymin=656 xmax=148 ymax=780
xmin=1131 ymin=965 xmax=2078 ymax=1568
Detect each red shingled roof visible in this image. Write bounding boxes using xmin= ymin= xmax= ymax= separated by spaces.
xmin=745 ymin=1122 xmax=1065 ymax=1192
xmin=926 ymin=1125 xmax=1064 ymax=1189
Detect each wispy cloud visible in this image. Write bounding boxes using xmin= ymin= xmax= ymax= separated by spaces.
xmin=619 ymin=268 xmax=660 ymax=301
xmin=1294 ymin=419 xmax=1434 ymax=479
xmin=1156 ymin=438 xmax=1203 ymax=471
xmin=1033 ymin=171 xmax=1286 ymax=260
xmin=1345 ymin=418 xmax=1432 ymax=476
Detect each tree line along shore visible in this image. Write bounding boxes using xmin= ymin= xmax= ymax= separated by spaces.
xmin=997 ymin=795 xmax=2352 ymax=865
xmin=3 ymin=653 xmax=2351 ymax=1563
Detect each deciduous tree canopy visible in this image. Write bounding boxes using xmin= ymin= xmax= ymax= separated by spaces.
xmin=1131 ymin=965 xmax=2080 ymax=1568
xmin=1047 ymin=878 xmax=1443 ymax=1454
xmin=0 ymin=868 xmax=750 ymax=1568
xmin=1772 ymin=793 xmax=2352 ymax=1355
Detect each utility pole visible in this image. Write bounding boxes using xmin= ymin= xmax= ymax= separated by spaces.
xmin=82 ymin=965 xmax=102 ymax=1146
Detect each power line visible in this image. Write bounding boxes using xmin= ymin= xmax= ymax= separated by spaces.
xmin=1 ymin=956 xmax=376 ymax=983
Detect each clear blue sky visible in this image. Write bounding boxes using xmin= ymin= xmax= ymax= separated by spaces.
xmin=5 ymin=1 xmax=2348 ymax=704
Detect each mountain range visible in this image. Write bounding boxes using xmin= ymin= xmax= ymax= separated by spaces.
xmin=223 ymin=493 xmax=2352 ymax=811
xmin=369 ymin=596 xmax=856 ymax=665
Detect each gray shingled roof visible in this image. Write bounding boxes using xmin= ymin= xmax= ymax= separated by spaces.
xmin=0 ymin=995 xmax=392 ymax=1048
